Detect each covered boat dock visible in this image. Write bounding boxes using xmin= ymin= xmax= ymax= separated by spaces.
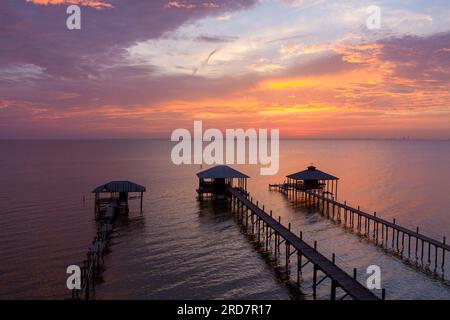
xmin=93 ymin=180 xmax=146 ymax=215
xmin=271 ymin=165 xmax=339 ymax=199
xmin=196 ymin=165 xmax=249 ymax=201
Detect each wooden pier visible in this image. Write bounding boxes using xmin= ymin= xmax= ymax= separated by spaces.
xmin=270 ymin=167 xmax=449 ymax=278
xmin=72 ymin=181 xmax=146 ymax=300
xmin=72 ymin=201 xmax=116 ymax=300
xmin=227 ymin=187 xmax=380 ymax=300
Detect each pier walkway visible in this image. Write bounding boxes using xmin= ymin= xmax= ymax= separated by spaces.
xmin=72 ymin=181 xmax=146 ymax=300
xmin=228 ymin=187 xmax=380 ymax=300
xmin=72 ymin=200 xmax=117 ymax=300
xmin=270 ymin=183 xmax=449 ymax=275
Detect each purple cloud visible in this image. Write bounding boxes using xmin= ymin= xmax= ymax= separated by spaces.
xmin=0 ymin=0 xmax=257 ymax=78
xmin=380 ymin=32 xmax=450 ymax=87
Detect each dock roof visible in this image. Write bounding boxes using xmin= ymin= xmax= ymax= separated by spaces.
xmin=197 ymin=165 xmax=250 ymax=179
xmin=287 ymin=166 xmax=338 ymax=181
xmin=92 ymin=181 xmax=146 ymax=193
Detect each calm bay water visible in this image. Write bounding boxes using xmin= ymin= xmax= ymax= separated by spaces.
xmin=0 ymin=140 xmax=449 ymax=299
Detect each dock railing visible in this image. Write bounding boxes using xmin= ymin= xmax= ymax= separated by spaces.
xmin=270 ymin=183 xmax=449 ymax=278
xmin=228 ymin=187 xmax=382 ymax=300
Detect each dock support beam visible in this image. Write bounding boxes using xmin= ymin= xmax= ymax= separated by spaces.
xmin=275 ymin=188 xmax=449 ymax=279
xmin=226 ymin=187 xmax=381 ymax=301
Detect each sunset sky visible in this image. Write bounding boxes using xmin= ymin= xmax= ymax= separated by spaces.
xmin=1 ymin=0 xmax=450 ymax=139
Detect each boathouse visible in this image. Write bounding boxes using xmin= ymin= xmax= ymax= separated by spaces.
xmin=287 ymin=166 xmax=339 ymax=198
xmin=92 ymin=180 xmax=146 ymax=215
xmin=196 ymin=165 xmax=249 ymax=200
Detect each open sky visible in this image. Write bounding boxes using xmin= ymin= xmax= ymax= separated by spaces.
xmin=1 ymin=0 xmax=450 ymax=139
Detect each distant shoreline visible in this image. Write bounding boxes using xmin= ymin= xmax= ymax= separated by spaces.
xmin=1 ymin=138 xmax=450 ymax=142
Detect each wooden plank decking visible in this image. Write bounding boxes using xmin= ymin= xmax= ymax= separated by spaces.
xmin=270 ymin=182 xmax=449 ymax=275
xmin=303 ymin=189 xmax=450 ymax=252
xmin=228 ymin=187 xmax=379 ymax=300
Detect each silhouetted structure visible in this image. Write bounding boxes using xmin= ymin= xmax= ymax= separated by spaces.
xmin=228 ymin=188 xmax=380 ymax=300
xmin=194 ymin=166 xmax=381 ymax=300
xmin=196 ymin=165 xmax=249 ymax=200
xmin=271 ymin=165 xmax=339 ymax=199
xmin=93 ymin=180 xmax=146 ymax=216
xmin=288 ymin=165 xmax=338 ymax=193
xmin=270 ymin=166 xmax=449 ymax=278
xmin=73 ymin=180 xmax=147 ymax=300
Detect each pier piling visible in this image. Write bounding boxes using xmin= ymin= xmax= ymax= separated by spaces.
xmin=228 ymin=187 xmax=380 ymax=300
xmin=270 ymin=173 xmax=449 ymax=279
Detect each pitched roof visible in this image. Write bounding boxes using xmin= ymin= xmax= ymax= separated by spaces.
xmin=287 ymin=166 xmax=339 ymax=181
xmin=197 ymin=165 xmax=250 ymax=179
xmin=92 ymin=181 xmax=146 ymax=193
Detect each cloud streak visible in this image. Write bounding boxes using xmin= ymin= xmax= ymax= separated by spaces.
xmin=26 ymin=0 xmax=113 ymax=9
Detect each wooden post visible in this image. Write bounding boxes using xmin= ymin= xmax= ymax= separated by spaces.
xmin=434 ymin=245 xmax=438 ymax=272
xmin=331 ymin=280 xmax=337 ymax=300
xmin=401 ymin=232 xmax=405 ymax=255
xmin=331 ymin=180 xmax=334 ymax=198
xmin=383 ymin=226 xmax=388 ymax=248
xmin=391 ymin=221 xmax=395 ymax=249
xmin=415 ymin=228 xmax=419 ymax=259
xmin=408 ymin=235 xmax=411 ymax=258
xmin=428 ymin=242 xmax=431 ymax=265
xmin=245 ymin=208 xmax=248 ymax=229
xmin=297 ymin=252 xmax=301 ymax=290
xmin=335 ymin=180 xmax=338 ymax=200
xmin=421 ymin=239 xmax=424 ymax=263
xmin=252 ymin=213 xmax=255 ymax=235
xmin=373 ymin=213 xmax=377 ymax=239
xmin=286 ymin=243 xmax=290 ymax=276
xmin=274 ymin=234 xmax=278 ymax=261
xmin=396 ymin=230 xmax=400 ymax=252
xmin=442 ymin=237 xmax=446 ymax=270
xmin=257 ymin=217 xmax=261 ymax=242
xmin=313 ymin=265 xmax=317 ymax=300
xmin=140 ymin=192 xmax=143 ymax=212
xmin=265 ymin=223 xmax=269 ymax=251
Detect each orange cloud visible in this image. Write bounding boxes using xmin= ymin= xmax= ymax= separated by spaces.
xmin=25 ymin=0 xmax=113 ymax=9
xmin=165 ymin=1 xmax=196 ymax=9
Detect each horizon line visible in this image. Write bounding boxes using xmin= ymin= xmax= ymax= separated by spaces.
xmin=1 ymin=137 xmax=450 ymax=142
